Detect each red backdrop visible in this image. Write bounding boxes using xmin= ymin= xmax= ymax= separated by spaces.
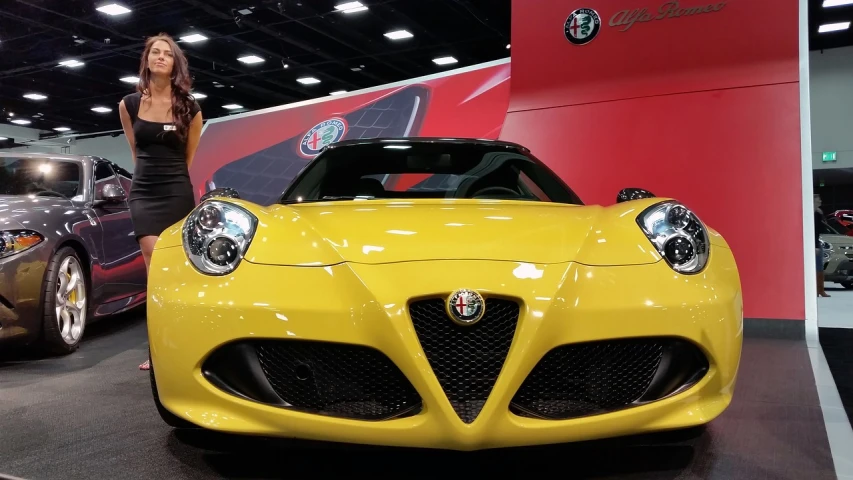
xmin=500 ymin=0 xmax=803 ymax=321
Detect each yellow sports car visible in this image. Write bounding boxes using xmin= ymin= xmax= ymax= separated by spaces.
xmin=147 ymin=138 xmax=742 ymax=451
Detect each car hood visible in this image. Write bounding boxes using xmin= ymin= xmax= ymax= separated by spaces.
xmin=0 ymin=195 xmax=78 ymax=232
xmin=822 ymin=234 xmax=853 ymax=246
xmin=159 ymin=197 xmax=729 ymax=267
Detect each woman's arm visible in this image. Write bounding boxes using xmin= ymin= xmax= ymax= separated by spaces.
xmin=185 ymin=111 xmax=203 ymax=169
xmin=118 ymin=100 xmax=136 ymax=166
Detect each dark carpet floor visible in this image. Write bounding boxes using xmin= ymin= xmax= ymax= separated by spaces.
xmin=820 ymin=326 xmax=853 ymax=424
xmin=0 ymin=311 xmax=840 ymax=480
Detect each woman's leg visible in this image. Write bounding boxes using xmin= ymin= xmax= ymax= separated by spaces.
xmin=817 ymin=248 xmax=831 ymax=297
xmin=139 ymin=235 xmax=158 ymax=370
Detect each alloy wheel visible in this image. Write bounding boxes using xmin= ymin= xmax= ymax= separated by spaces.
xmin=54 ymin=255 xmax=87 ymax=345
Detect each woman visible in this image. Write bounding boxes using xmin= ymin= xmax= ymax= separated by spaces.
xmin=118 ymin=33 xmax=203 ymax=370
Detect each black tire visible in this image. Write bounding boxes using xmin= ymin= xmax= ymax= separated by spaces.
xmin=39 ymin=246 xmax=88 ymax=355
xmin=841 ymin=282 xmax=853 ymax=289
xmin=149 ymin=353 xmax=199 ymax=429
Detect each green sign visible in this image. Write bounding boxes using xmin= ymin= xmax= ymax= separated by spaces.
xmin=822 ymin=151 xmax=837 ymax=162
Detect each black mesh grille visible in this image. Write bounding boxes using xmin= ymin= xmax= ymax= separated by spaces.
xmin=510 ymin=338 xmax=667 ymax=420
xmin=409 ymin=298 xmax=520 ymax=423
xmin=253 ymin=340 xmax=421 ymax=421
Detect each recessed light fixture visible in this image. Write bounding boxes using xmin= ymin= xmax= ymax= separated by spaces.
xmin=222 ymin=104 xmax=243 ymax=110
xmin=11 ymin=119 xmax=32 ymax=125
xmin=823 ymin=0 xmax=853 ymax=6
xmin=120 ymin=76 xmax=139 ymax=83
xmin=433 ymin=56 xmax=458 ymax=66
xmin=819 ymin=21 xmax=851 ymax=32
xmin=0 ymin=137 xmax=7 ymax=141
xmin=23 ymin=93 xmax=47 ymax=100
xmin=237 ymin=55 xmax=265 ymax=64
xmin=330 ymin=90 xmax=347 ymax=96
xmin=91 ymin=106 xmax=112 ymax=113
xmin=506 ymin=44 xmax=511 ymax=49
xmin=180 ymin=33 xmax=208 ymax=43
xmin=53 ymin=127 xmax=71 ymax=132
xmin=191 ymin=92 xmax=207 ymax=99
xmin=96 ymin=3 xmax=131 ymax=15
xmin=58 ymin=59 xmax=85 ymax=68
xmin=297 ymin=77 xmax=321 ymax=85
xmin=385 ymin=30 xmax=413 ymax=40
xmin=335 ymin=1 xmax=368 ymax=13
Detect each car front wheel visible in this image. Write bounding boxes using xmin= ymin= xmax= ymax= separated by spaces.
xmin=40 ymin=246 xmax=88 ymax=355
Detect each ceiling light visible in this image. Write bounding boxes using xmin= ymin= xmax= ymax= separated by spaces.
xmin=180 ymin=33 xmax=208 ymax=43
xmin=0 ymin=137 xmax=7 ymax=141
xmin=385 ymin=30 xmax=413 ymax=40
xmin=433 ymin=56 xmax=458 ymax=66
xmin=819 ymin=21 xmax=851 ymax=32
xmin=237 ymin=55 xmax=265 ymax=64
xmin=330 ymin=90 xmax=347 ymax=96
xmin=506 ymin=44 xmax=511 ymax=49
xmin=11 ymin=119 xmax=31 ymax=125
xmin=91 ymin=106 xmax=112 ymax=113
xmin=823 ymin=0 xmax=853 ymax=6
xmin=23 ymin=93 xmax=47 ymax=100
xmin=120 ymin=76 xmax=139 ymax=83
xmin=96 ymin=3 xmax=131 ymax=15
xmin=222 ymin=104 xmax=243 ymax=110
xmin=191 ymin=92 xmax=207 ymax=99
xmin=335 ymin=2 xmax=368 ymax=13
xmin=58 ymin=59 xmax=84 ymax=68
xmin=53 ymin=127 xmax=71 ymax=132
xmin=297 ymin=77 xmax=321 ymax=85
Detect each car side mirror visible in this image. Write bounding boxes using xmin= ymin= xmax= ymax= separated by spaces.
xmin=200 ymin=187 xmax=241 ymax=202
xmin=96 ymin=183 xmax=126 ymax=205
xmin=617 ymin=188 xmax=656 ymax=203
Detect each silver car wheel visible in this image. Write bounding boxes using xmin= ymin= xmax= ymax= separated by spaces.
xmin=54 ymin=256 xmax=87 ymax=345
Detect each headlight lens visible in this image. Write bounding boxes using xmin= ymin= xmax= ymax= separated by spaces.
xmin=0 ymin=230 xmax=44 ymax=259
xmin=182 ymin=201 xmax=257 ymax=275
xmin=637 ymin=202 xmax=710 ymax=274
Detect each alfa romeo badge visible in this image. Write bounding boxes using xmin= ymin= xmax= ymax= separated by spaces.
xmin=564 ymin=8 xmax=601 ymax=46
xmin=446 ymin=289 xmax=486 ymax=326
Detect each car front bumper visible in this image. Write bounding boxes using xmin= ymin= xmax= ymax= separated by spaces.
xmin=0 ymin=244 xmax=50 ymax=344
xmin=147 ymin=245 xmax=743 ymax=451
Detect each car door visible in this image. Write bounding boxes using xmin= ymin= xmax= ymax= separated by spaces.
xmin=91 ymin=161 xmax=143 ymax=300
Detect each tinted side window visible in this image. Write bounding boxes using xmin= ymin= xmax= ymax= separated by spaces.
xmin=112 ymin=163 xmax=133 ymax=193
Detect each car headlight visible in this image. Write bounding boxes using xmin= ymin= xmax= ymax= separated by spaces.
xmin=182 ymin=201 xmax=257 ymax=275
xmin=637 ymin=202 xmax=710 ymax=274
xmin=0 ymin=230 xmax=44 ymax=259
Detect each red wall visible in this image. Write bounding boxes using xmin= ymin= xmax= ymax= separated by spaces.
xmin=500 ymin=0 xmax=803 ymax=321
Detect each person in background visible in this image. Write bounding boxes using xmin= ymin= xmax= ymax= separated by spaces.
xmin=815 ymin=194 xmax=830 ymax=298
xmin=117 ymin=33 xmax=204 ymax=370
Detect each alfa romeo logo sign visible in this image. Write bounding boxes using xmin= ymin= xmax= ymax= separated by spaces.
xmin=564 ymin=8 xmax=601 ymax=45
xmin=299 ymin=118 xmax=347 ymax=158
xmin=446 ymin=289 xmax=486 ymax=326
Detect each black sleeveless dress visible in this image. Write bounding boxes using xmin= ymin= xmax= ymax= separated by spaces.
xmin=122 ymin=92 xmax=200 ymax=240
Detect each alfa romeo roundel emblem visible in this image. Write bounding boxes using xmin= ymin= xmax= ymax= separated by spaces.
xmin=446 ymin=289 xmax=486 ymax=326
xmin=564 ymin=8 xmax=601 ymax=46
xmin=299 ymin=117 xmax=347 ymax=158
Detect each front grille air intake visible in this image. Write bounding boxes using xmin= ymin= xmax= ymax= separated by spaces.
xmin=409 ymin=297 xmax=520 ymax=423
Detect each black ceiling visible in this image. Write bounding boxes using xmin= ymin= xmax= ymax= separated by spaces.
xmin=810 ymin=0 xmax=853 ymax=51
xmin=0 ymin=0 xmax=510 ymax=138
xmin=0 ymin=0 xmax=850 ymax=140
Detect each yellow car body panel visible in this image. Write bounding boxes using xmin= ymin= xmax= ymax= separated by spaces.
xmin=148 ymin=196 xmax=742 ymax=451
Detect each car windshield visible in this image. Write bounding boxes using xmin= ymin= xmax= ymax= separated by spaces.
xmin=0 ymin=157 xmax=82 ymax=198
xmin=280 ymin=141 xmax=583 ymax=205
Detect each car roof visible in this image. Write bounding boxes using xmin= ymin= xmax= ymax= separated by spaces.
xmin=0 ymin=151 xmax=92 ymax=163
xmin=326 ymin=137 xmax=530 ymax=151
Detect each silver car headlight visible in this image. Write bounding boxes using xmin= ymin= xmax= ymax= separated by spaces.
xmin=0 ymin=230 xmax=44 ymax=259
xmin=182 ymin=201 xmax=257 ymax=275
xmin=637 ymin=202 xmax=710 ymax=274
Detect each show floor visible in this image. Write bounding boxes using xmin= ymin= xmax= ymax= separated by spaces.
xmin=0 ymin=311 xmax=844 ymax=480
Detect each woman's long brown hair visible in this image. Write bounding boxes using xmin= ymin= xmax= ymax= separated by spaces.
xmin=136 ymin=33 xmax=194 ymax=142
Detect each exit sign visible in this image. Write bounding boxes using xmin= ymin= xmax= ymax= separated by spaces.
xmin=823 ymin=151 xmax=837 ymax=162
